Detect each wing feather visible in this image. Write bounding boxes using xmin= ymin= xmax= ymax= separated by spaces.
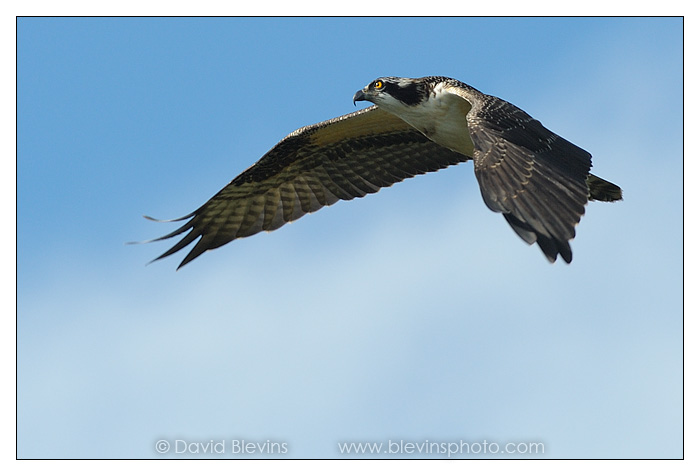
xmin=148 ymin=106 xmax=467 ymax=268
xmin=463 ymin=93 xmax=591 ymax=263
xmin=441 ymin=80 xmax=591 ymax=263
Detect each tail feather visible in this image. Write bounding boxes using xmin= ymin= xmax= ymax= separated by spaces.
xmin=587 ymin=174 xmax=622 ymax=202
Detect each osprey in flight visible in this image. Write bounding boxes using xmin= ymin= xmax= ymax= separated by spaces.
xmin=144 ymin=76 xmax=622 ymax=269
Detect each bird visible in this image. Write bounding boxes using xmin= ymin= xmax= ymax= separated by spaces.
xmin=141 ymin=76 xmax=622 ymax=269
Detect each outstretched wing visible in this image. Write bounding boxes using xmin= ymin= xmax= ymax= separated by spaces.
xmin=464 ymin=93 xmax=592 ymax=263
xmin=147 ymin=106 xmax=468 ymax=268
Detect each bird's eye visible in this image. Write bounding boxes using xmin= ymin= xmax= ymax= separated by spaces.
xmin=373 ymin=80 xmax=384 ymax=90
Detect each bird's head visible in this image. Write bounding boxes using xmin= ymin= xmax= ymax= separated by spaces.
xmin=353 ymin=77 xmax=430 ymax=113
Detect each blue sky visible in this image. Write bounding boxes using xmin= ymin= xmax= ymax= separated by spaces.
xmin=17 ymin=17 xmax=682 ymax=459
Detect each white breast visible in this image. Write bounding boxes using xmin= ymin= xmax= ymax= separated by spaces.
xmin=387 ymin=83 xmax=475 ymax=157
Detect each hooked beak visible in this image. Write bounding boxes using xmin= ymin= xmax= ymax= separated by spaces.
xmin=353 ymin=89 xmax=368 ymax=106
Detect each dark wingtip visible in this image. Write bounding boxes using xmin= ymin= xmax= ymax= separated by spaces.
xmin=130 ymin=210 xmax=202 ymax=268
xmin=504 ymin=214 xmax=573 ymax=264
xmin=143 ymin=212 xmax=195 ymax=223
xmin=536 ymin=236 xmax=572 ymax=264
xmin=174 ymin=249 xmax=200 ymax=270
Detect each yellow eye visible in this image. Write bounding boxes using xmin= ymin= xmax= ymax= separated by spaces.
xmin=374 ymin=80 xmax=384 ymax=90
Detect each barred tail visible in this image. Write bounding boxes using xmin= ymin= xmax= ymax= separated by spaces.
xmin=587 ymin=174 xmax=622 ymax=202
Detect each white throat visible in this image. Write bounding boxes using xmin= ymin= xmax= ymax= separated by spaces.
xmin=381 ymin=82 xmax=475 ymax=157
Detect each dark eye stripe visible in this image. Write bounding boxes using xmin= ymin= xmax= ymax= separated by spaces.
xmin=383 ymin=81 xmax=423 ymax=106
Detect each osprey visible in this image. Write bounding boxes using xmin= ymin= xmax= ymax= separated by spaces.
xmin=143 ymin=76 xmax=622 ymax=269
